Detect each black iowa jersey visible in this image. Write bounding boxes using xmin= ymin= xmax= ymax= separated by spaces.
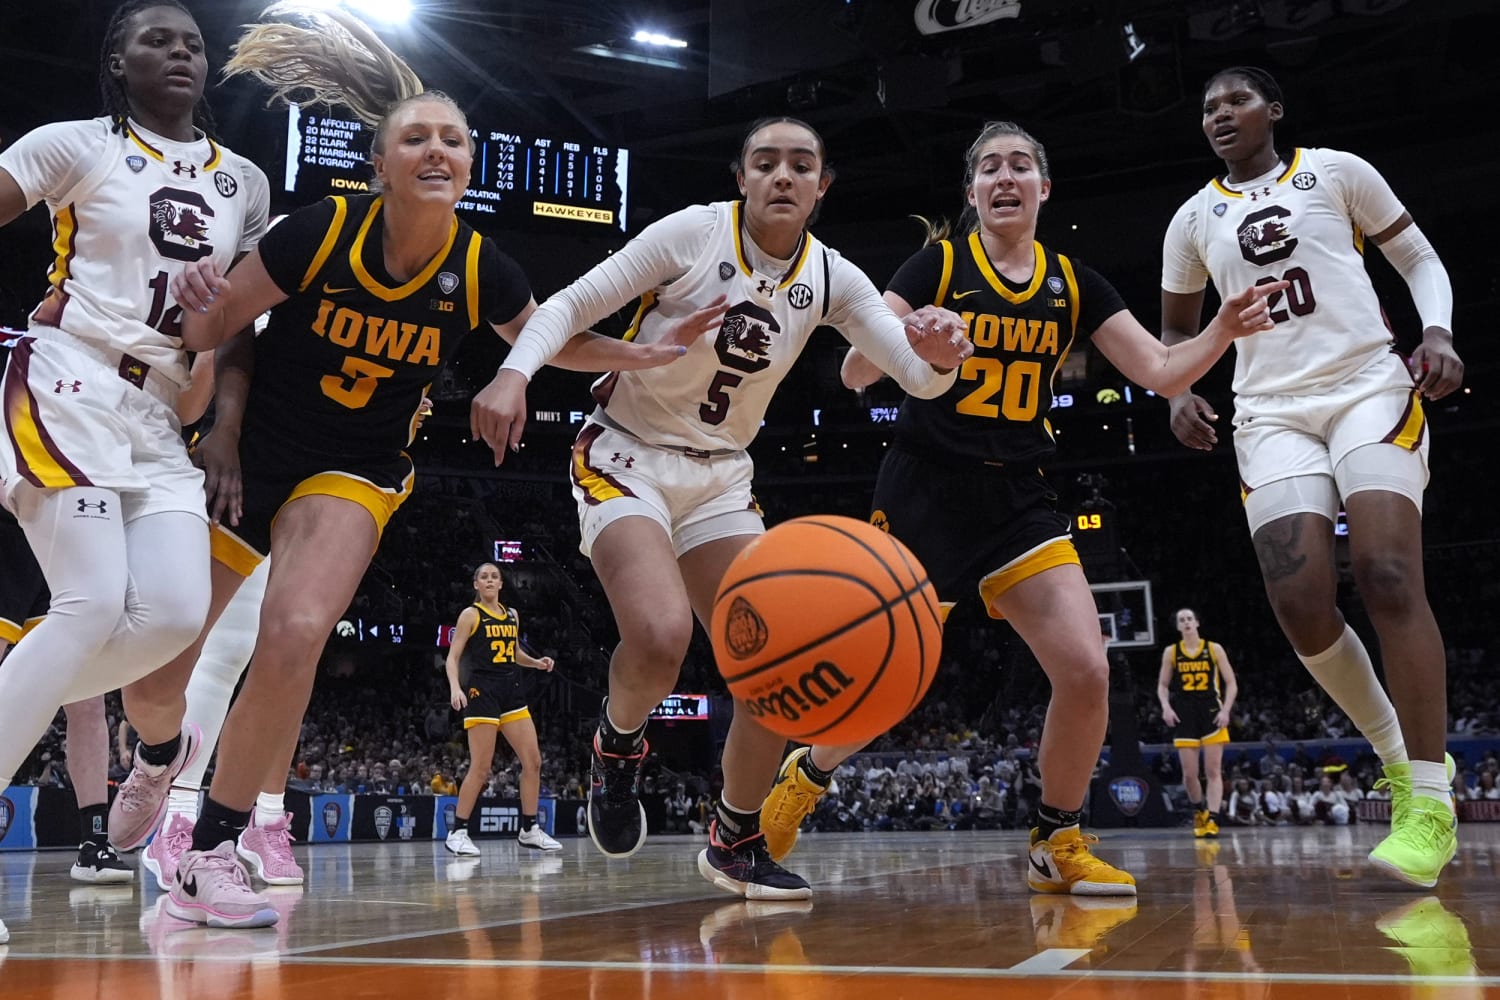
xmin=460 ymin=602 xmax=523 ymax=680
xmin=885 ymin=234 xmax=1126 ymax=465
xmin=1172 ymin=639 xmax=1223 ymax=704
xmin=250 ymin=195 xmax=530 ymax=465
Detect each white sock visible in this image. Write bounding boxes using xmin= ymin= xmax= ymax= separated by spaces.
xmin=1409 ymin=760 xmax=1453 ymax=812
xmin=255 ymin=791 xmax=285 ymax=827
xmin=166 ymin=785 xmax=200 ymax=822
xmin=1297 ymin=625 xmax=1407 ymax=765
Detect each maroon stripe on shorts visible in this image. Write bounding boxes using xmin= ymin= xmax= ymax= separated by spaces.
xmin=5 ymin=338 xmax=93 ymax=487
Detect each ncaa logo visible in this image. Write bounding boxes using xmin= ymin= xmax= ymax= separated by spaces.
xmin=0 ymin=796 xmax=12 ymax=842
xmin=1292 ymin=171 xmax=1316 ymax=191
xmin=126 ymin=155 xmax=147 ymax=173
xmin=787 ymin=283 xmax=813 ymax=310
xmin=1108 ymin=776 xmax=1148 ymax=817
xmin=1047 ymin=276 xmax=1064 ymax=295
xmin=723 ymin=596 xmax=768 ymax=659
xmin=1213 ymin=202 xmax=1228 ymax=217
xmin=213 ymin=170 xmax=238 ymax=198
xmin=322 ymin=800 xmax=342 ymax=838
xmin=718 ymin=261 xmax=735 ymax=281
xmin=374 ymin=805 xmax=393 ymax=840
xmin=438 ymin=271 xmax=459 ymax=295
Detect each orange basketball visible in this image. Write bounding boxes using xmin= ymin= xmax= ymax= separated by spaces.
xmin=711 ymin=515 xmax=944 ymax=744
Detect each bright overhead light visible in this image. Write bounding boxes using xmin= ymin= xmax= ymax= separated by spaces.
xmin=342 ymin=0 xmax=412 ymax=23
xmin=632 ymin=29 xmax=687 ymax=48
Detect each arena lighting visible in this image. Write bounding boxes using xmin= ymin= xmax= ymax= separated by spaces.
xmin=632 ymin=29 xmax=687 ymax=48
xmin=308 ymin=0 xmax=412 ymax=23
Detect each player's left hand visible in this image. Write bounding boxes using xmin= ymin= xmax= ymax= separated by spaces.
xmin=903 ymin=305 xmax=972 ymax=370
xmin=1409 ymin=327 xmax=1463 ymax=400
xmin=170 ymin=259 xmax=230 ymax=316
xmin=470 ymin=369 xmax=529 ymax=465
xmin=192 ymin=426 xmax=242 ymax=526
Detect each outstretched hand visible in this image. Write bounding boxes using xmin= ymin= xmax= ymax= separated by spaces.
xmin=470 ymin=369 xmax=529 ymax=466
xmin=902 ymin=305 xmax=973 ymax=370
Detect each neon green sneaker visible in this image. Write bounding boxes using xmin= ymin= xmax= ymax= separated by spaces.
xmin=1375 ymin=896 xmax=1476 ymax=978
xmin=1368 ymin=797 xmax=1457 ymax=888
xmin=1372 ymin=753 xmax=1457 ymax=828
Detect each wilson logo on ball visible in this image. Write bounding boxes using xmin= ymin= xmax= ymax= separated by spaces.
xmin=723 ymin=596 xmax=768 ymax=659
xmin=743 ymin=661 xmax=855 ymax=722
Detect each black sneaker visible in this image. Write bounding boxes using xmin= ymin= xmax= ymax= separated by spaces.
xmin=587 ymin=732 xmax=649 ymax=858
xmin=697 ymin=820 xmax=813 ymax=900
xmin=71 ymin=839 xmax=134 ymax=885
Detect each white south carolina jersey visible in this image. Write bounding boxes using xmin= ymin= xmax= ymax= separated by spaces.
xmin=1162 ymin=147 xmax=1405 ymax=398
xmin=0 ymin=117 xmax=269 ymax=388
xmin=505 ymin=200 xmax=952 ymax=453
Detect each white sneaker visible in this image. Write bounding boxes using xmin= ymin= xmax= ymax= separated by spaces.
xmin=518 ymin=825 xmax=562 ymax=851
xmin=1 ymin=916 xmax=9 ymax=944
xmin=445 ymin=828 xmax=481 ymax=857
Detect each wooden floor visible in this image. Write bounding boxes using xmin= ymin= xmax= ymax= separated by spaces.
xmin=1 ymin=824 xmax=1496 ymax=998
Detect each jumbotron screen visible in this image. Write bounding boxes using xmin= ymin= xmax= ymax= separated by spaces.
xmin=282 ymin=105 xmax=630 ymax=231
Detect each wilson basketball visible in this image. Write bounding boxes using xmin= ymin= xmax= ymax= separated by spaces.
xmin=711 ymin=515 xmax=944 ymax=744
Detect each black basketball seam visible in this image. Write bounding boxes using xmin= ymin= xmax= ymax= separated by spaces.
xmin=717 ymin=577 xmax=933 ymax=685
xmin=800 ymin=515 xmax=916 ymax=592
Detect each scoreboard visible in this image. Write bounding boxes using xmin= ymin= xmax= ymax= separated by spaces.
xmin=282 ymin=104 xmax=630 ymax=231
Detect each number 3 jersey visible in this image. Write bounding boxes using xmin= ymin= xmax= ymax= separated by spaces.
xmin=0 ymin=116 xmax=269 ymax=388
xmin=885 ymin=234 xmax=1125 ymax=466
xmin=253 ymin=194 xmax=531 ymax=466
xmin=1162 ymin=147 xmax=1408 ymax=399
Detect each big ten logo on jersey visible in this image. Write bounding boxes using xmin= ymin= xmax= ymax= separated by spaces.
xmin=149 ymin=186 xmax=214 ymax=262
xmin=479 ymin=805 xmax=520 ymax=834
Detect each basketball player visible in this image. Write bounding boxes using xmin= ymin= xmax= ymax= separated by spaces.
xmin=1160 ymin=66 xmax=1462 ymax=887
xmin=0 ymin=3 xmax=270 ymax=925
xmin=443 ymin=562 xmax=563 ymax=856
xmin=758 ymin=121 xmax=1282 ymax=896
xmin=110 ymin=3 xmax=716 ymax=928
xmin=470 ymin=117 xmax=979 ymax=900
xmin=1156 ymin=608 xmax=1238 ymax=838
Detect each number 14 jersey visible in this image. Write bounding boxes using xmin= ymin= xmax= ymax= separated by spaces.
xmin=1162 ymin=147 xmax=1408 ymax=399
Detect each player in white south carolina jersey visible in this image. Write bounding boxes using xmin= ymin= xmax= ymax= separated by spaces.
xmin=1160 ymin=66 xmax=1463 ymax=888
xmin=471 ymin=117 xmax=971 ymax=897
xmin=0 ymin=2 xmax=270 ymax=877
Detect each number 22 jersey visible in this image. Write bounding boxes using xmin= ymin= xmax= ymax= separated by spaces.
xmin=1161 ymin=147 xmax=1408 ymax=399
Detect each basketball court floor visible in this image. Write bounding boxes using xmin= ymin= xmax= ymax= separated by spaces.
xmin=1 ymin=824 xmax=1496 ymax=998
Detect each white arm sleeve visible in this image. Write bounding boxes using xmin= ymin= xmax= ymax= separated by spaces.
xmin=0 ymin=120 xmax=108 ymax=207
xmin=1378 ymin=223 xmax=1454 ymax=333
xmin=825 ymin=255 xmax=957 ymax=400
xmin=499 ymin=205 xmax=715 ymax=379
xmin=1161 ymin=197 xmax=1209 ymax=295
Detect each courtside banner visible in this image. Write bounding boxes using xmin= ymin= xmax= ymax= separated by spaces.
xmin=0 ymin=787 xmax=37 ymax=851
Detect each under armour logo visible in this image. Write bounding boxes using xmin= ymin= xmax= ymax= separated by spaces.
xmin=76 ymin=498 xmax=108 ymax=514
xmin=172 ymin=161 xmax=197 ymax=179
xmin=1247 ymin=186 xmax=1272 ymax=200
xmin=610 ymin=452 xmax=635 ymax=468
xmin=54 ymin=379 xmax=82 ymax=394
xmin=756 ymin=279 xmax=774 ymax=296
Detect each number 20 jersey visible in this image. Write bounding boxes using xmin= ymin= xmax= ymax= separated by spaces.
xmin=0 ymin=117 xmax=269 ymax=388
xmin=1162 ymin=147 xmax=1405 ymax=399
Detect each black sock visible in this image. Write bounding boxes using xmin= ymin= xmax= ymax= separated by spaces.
xmin=597 ymin=698 xmax=646 ymax=757
xmin=78 ymin=803 xmax=108 ymax=846
xmin=454 ymin=813 xmax=470 ymax=832
xmin=521 ymin=813 xmax=537 ymax=832
xmin=137 ymin=734 xmax=181 ymax=768
xmin=798 ymin=752 xmax=834 ymax=787
xmin=715 ymin=802 xmax=760 ymax=845
xmin=466 ymin=812 xmax=482 ymax=836
xmin=190 ymin=796 xmax=251 ymax=854
xmin=1036 ymin=802 xmax=1081 ymax=841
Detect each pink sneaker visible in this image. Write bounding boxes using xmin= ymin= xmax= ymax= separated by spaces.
xmin=165 ymin=842 xmax=278 ymax=929
xmin=238 ymin=813 xmax=304 ymax=886
xmin=109 ymin=724 xmax=202 ymax=852
xmin=142 ymin=813 xmax=196 ymax=892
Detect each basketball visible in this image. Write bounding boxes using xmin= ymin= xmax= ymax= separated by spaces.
xmin=710 ymin=515 xmax=944 ymax=744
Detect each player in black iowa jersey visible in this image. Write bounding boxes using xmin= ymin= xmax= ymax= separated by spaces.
xmin=111 ymin=4 xmax=706 ymax=929
xmin=1157 ymin=608 xmax=1238 ymax=838
xmin=761 ymin=121 xmax=1285 ymax=897
xmin=442 ymin=562 xmax=562 ymax=856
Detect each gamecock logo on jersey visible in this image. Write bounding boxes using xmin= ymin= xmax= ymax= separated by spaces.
xmin=149 ymin=186 xmax=216 ymax=263
xmin=1236 ymin=205 xmax=1298 ymax=267
xmin=714 ymin=303 xmax=778 ymax=374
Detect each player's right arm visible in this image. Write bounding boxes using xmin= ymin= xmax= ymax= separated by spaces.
xmin=1157 ymin=646 xmax=1180 ymax=727
xmin=0 ymin=170 xmax=27 ymax=230
xmin=445 ymin=607 xmax=480 ymax=711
